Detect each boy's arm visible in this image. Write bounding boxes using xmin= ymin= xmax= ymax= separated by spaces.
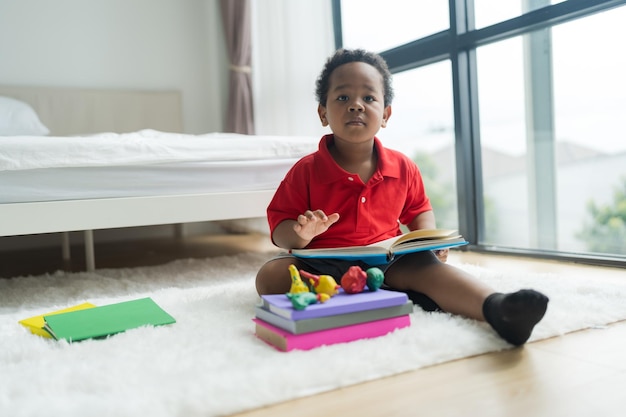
xmin=272 ymin=220 xmax=312 ymax=250
xmin=272 ymin=210 xmax=340 ymax=250
xmin=407 ymin=210 xmax=449 ymax=262
xmin=407 ymin=210 xmax=437 ymax=231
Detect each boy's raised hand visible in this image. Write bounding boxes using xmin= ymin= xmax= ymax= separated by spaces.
xmin=293 ymin=209 xmax=340 ymax=242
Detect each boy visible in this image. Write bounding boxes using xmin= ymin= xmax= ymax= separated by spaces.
xmin=256 ymin=49 xmax=548 ymax=346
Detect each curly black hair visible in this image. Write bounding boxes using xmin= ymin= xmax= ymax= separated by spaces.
xmin=315 ymin=48 xmax=394 ymax=107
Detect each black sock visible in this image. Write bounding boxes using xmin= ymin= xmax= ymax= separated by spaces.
xmin=482 ymin=289 xmax=549 ymax=346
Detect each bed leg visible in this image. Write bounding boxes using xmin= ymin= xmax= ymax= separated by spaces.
xmin=174 ymin=223 xmax=185 ymax=238
xmin=84 ymin=230 xmax=95 ymax=272
xmin=61 ymin=232 xmax=71 ymax=262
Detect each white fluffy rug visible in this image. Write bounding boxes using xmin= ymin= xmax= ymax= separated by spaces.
xmin=1 ymin=253 xmax=625 ymax=417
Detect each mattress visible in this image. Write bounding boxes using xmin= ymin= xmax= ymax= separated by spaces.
xmin=0 ymin=130 xmax=319 ymax=204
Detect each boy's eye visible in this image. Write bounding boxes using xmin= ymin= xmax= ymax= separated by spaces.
xmin=364 ymin=96 xmax=375 ymax=102
xmin=337 ymin=95 xmax=348 ymax=101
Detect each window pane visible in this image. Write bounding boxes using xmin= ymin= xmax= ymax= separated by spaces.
xmin=474 ymin=0 xmax=565 ymax=29
xmin=476 ymin=37 xmax=529 ymax=247
xmin=383 ymin=62 xmax=458 ymax=230
xmin=552 ymin=8 xmax=626 ymax=256
xmin=340 ymin=0 xmax=449 ymax=52
xmin=476 ymin=7 xmax=626 ymax=257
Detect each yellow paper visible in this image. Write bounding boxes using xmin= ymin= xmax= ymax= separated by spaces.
xmin=19 ymin=302 xmax=97 ymax=338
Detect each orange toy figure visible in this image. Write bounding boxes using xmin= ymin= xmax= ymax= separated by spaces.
xmin=299 ymin=270 xmax=340 ymax=298
xmin=288 ymin=264 xmax=310 ymax=294
xmin=341 ymin=266 xmax=368 ymax=294
xmin=286 ymin=292 xmax=330 ymax=310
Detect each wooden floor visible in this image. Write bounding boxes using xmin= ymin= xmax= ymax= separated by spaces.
xmin=2 ymin=232 xmax=625 ymax=416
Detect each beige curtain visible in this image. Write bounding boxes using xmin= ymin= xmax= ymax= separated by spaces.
xmin=250 ymin=1 xmax=335 ymax=135
xmin=220 ymin=0 xmax=254 ymax=134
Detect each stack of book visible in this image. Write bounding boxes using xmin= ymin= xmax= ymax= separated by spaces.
xmin=254 ymin=289 xmax=412 ymax=351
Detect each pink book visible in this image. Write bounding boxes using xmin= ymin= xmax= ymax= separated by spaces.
xmin=253 ymin=314 xmax=411 ymax=352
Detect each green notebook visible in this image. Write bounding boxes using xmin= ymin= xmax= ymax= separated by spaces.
xmin=43 ymin=297 xmax=176 ymax=342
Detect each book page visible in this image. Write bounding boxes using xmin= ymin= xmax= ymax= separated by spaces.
xmin=391 ymin=229 xmax=459 ymax=247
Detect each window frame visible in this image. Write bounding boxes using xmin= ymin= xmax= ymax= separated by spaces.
xmin=333 ymin=0 xmax=626 ymax=267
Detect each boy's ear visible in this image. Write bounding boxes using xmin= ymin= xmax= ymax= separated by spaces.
xmin=381 ymin=105 xmax=392 ymax=128
xmin=318 ymin=104 xmax=329 ymax=126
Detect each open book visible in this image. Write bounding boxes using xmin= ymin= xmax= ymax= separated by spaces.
xmin=291 ymin=229 xmax=467 ymax=263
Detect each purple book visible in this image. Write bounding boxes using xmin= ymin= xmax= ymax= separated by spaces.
xmin=261 ymin=289 xmax=409 ymax=321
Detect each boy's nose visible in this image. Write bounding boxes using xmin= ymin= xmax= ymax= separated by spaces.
xmin=349 ymin=101 xmax=364 ymax=112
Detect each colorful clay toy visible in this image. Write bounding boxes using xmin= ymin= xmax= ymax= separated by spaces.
xmin=288 ymin=264 xmax=310 ymax=294
xmin=365 ymin=267 xmax=385 ymax=291
xmin=299 ymin=270 xmax=340 ymax=297
xmin=341 ymin=265 xmax=368 ymax=294
xmin=286 ymin=292 xmax=330 ymax=310
xmin=341 ymin=266 xmax=385 ymax=293
xmin=285 ymin=265 xmax=385 ymax=310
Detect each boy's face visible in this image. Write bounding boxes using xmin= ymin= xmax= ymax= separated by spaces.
xmin=318 ymin=62 xmax=391 ymax=144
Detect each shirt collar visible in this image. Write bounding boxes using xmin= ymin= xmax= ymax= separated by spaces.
xmin=314 ymin=134 xmax=402 ymax=184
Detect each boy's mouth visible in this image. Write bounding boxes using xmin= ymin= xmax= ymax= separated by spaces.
xmin=346 ymin=118 xmax=365 ymax=126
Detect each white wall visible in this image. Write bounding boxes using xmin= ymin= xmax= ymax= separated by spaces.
xmin=0 ymin=0 xmax=228 ymax=134
xmin=0 ymin=0 xmax=336 ymax=253
xmin=0 ymin=0 xmax=229 ymax=252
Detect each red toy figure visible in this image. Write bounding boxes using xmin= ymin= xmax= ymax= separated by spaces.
xmin=341 ymin=266 xmax=368 ymax=294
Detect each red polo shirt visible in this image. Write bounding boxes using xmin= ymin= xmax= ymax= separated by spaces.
xmin=267 ymin=134 xmax=432 ymax=249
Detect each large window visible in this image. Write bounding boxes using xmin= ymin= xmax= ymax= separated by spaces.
xmin=376 ymin=63 xmax=458 ymax=230
xmin=477 ymin=8 xmax=626 ymax=257
xmin=336 ymin=0 xmax=626 ymax=265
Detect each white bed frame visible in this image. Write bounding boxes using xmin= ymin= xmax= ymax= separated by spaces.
xmin=0 ymin=86 xmax=273 ymax=271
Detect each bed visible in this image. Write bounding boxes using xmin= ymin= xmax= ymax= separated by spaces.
xmin=0 ymin=86 xmax=318 ymax=271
